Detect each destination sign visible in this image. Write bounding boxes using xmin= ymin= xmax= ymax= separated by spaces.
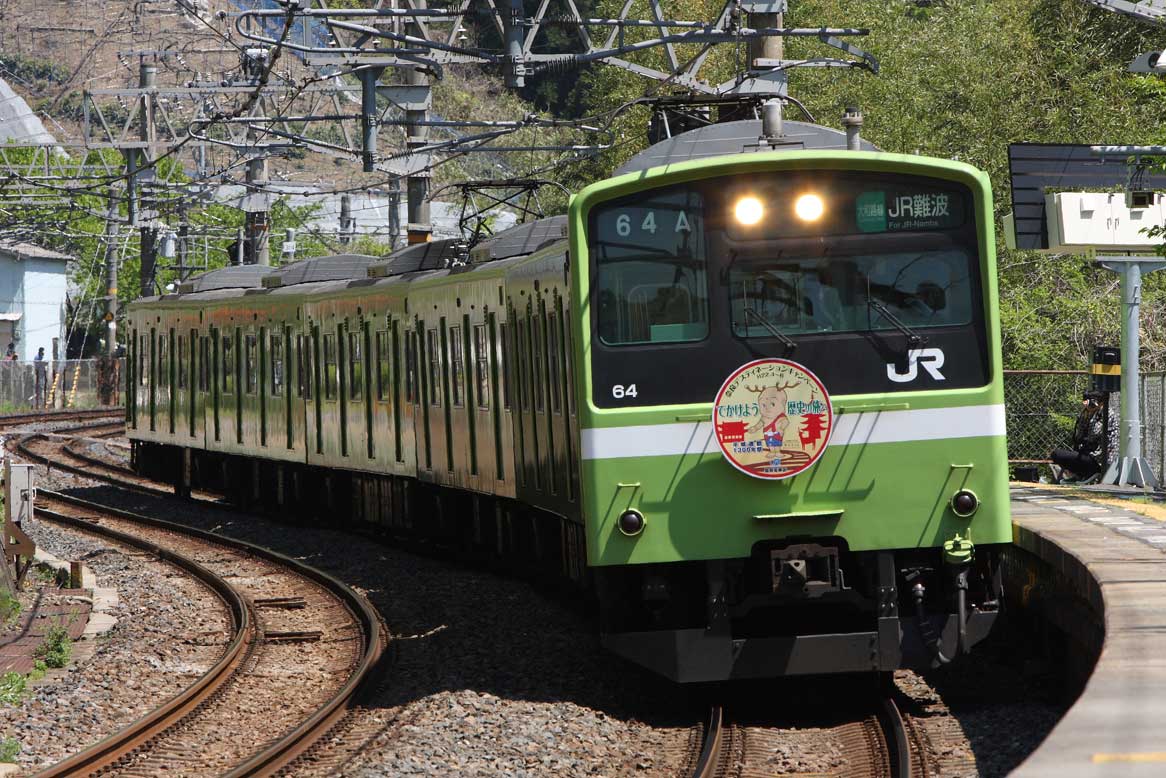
xmin=591 ymin=188 xmax=704 ymax=259
xmin=855 ymin=189 xmax=965 ymax=233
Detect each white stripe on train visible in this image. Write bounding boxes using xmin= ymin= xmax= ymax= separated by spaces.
xmin=580 ymin=403 xmax=1006 ymax=461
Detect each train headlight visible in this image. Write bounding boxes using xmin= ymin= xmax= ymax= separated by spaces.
xmin=734 ymin=196 xmax=764 ymax=226
xmin=618 ymin=509 xmax=646 ymax=537
xmin=950 ymin=489 xmax=979 ymax=518
xmin=794 ymin=193 xmax=825 ymax=222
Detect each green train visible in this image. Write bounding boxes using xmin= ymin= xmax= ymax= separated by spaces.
xmin=127 ymin=143 xmax=1010 ymax=682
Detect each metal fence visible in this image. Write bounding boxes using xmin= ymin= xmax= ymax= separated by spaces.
xmin=0 ymin=359 xmax=122 ymax=411
xmin=1003 ymin=369 xmax=1166 ymax=479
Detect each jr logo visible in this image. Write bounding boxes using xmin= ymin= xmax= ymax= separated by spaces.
xmin=886 ymin=348 xmax=946 ymax=383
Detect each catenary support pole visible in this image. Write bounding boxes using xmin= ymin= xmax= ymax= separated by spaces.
xmin=1098 ymin=255 xmax=1166 ymax=488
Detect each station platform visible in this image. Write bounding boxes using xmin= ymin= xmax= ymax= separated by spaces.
xmin=1010 ymin=485 xmax=1166 ymax=776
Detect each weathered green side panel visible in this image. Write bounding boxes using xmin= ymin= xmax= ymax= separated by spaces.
xmin=567 ymin=151 xmax=1009 ymax=566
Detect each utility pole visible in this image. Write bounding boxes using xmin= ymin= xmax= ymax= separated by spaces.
xmin=406 ymin=0 xmax=432 ymax=244
xmin=388 ymin=185 xmax=402 ymax=250
xmin=137 ymin=61 xmax=158 ymax=296
xmin=749 ymin=4 xmax=783 ymax=142
xmin=245 ymin=149 xmax=271 ymax=266
xmin=340 ymin=194 xmax=353 ymax=245
xmin=99 ymin=194 xmax=120 ymax=406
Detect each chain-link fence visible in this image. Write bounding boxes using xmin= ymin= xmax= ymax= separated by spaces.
xmin=1003 ymin=371 xmax=1093 ymax=467
xmin=0 ymin=359 xmax=122 ymax=411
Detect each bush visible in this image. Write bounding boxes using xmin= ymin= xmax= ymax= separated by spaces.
xmin=0 ymin=737 xmax=19 ymax=762
xmin=0 ymin=672 xmax=25 ymax=706
xmin=34 ymin=623 xmax=71 ymax=669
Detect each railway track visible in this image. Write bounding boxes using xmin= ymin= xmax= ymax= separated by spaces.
xmin=0 ymin=407 xmax=122 ymax=430
xmin=27 ymin=489 xmax=385 ymax=777
xmin=689 ymin=693 xmax=925 ymax=778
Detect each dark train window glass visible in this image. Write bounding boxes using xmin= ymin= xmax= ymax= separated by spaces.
xmin=727 ymin=250 xmax=975 ymax=337
xmin=158 ymin=335 xmax=168 ymax=388
xmin=404 ymin=328 xmax=415 ymax=403
xmin=498 ymin=321 xmax=509 ymax=410
xmin=593 ymin=189 xmax=709 ymax=346
xmin=450 ymin=325 xmax=464 ymax=407
xmin=198 ymin=337 xmax=208 ymax=392
xmin=474 ymin=324 xmax=489 ymax=409
xmin=271 ymin=335 xmax=284 ymax=396
xmin=427 ymin=329 xmax=441 ymax=407
xmin=222 ymin=335 xmax=233 ymax=393
xmin=517 ymin=320 xmax=529 ymax=410
xmin=376 ymin=330 xmax=389 ymax=401
xmin=303 ymin=333 xmax=315 ymax=400
xmin=295 ymin=335 xmax=305 ymax=398
xmin=177 ymin=335 xmax=186 ymax=389
xmin=245 ymin=334 xmax=257 ymax=394
xmin=562 ymin=309 xmax=575 ymax=416
xmin=547 ymin=309 xmax=562 ymax=415
xmin=532 ymin=312 xmax=545 ymax=412
xmin=323 ymin=333 xmax=337 ymax=399
xmin=349 ymin=330 xmax=363 ymax=401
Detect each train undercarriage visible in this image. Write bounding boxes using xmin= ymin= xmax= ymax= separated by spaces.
xmin=132 ymin=440 xmax=1002 ymax=682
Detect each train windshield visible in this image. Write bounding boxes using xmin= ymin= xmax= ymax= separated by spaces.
xmin=585 ymin=169 xmax=989 ymax=405
xmin=727 ymin=249 xmax=974 ymax=338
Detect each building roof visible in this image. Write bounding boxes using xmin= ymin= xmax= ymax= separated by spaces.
xmin=0 ymin=241 xmax=72 ymax=262
xmin=0 ymin=78 xmax=55 ymax=146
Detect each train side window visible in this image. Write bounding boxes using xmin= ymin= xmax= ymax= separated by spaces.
xmin=245 ymin=334 xmax=258 ymax=394
xmin=563 ymin=309 xmax=575 ymax=416
xmin=198 ymin=336 xmax=209 ymax=392
xmin=323 ymin=333 xmax=337 ymax=399
xmin=140 ymin=334 xmax=148 ymax=386
xmin=517 ymin=320 xmax=529 ymax=410
xmin=404 ymin=328 xmax=416 ymax=403
xmin=548 ymin=307 xmax=562 ymax=415
xmin=532 ymin=310 xmax=545 ymax=412
xmin=473 ymin=324 xmax=489 ymax=409
xmin=376 ymin=329 xmax=389 ymax=401
xmin=348 ymin=329 xmax=363 ymax=401
xmin=450 ymin=324 xmax=464 ymax=407
xmin=177 ymin=334 xmax=186 ymax=389
xmin=498 ymin=321 xmax=509 ymax=410
xmin=392 ymin=321 xmax=403 ymax=462
xmin=271 ymin=334 xmax=284 ymax=396
xmin=158 ymin=334 xmax=168 ymax=389
xmin=296 ymin=334 xmax=310 ymax=399
xmin=427 ymin=329 xmax=441 ymax=407
xmin=221 ymin=335 xmax=234 ymax=393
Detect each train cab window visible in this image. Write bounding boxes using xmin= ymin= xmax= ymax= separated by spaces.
xmin=271 ymin=335 xmax=284 ymax=396
xmin=427 ymin=329 xmax=441 ymax=407
xmin=593 ymin=189 xmax=709 ymax=346
xmin=245 ymin=334 xmax=257 ymax=394
xmin=323 ymin=333 xmax=338 ymax=400
xmin=177 ymin=334 xmax=187 ymax=389
xmin=348 ymin=330 xmax=363 ymax=401
xmin=450 ymin=325 xmax=464 ymax=407
xmin=222 ymin=335 xmax=234 ymax=393
xmin=376 ymin=330 xmax=390 ymax=401
xmin=474 ymin=324 xmax=489 ymax=409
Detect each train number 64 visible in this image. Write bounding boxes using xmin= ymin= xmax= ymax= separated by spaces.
xmin=612 ymin=384 xmax=638 ymax=399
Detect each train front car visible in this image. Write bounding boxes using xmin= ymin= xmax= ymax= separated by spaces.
xmin=569 ymin=151 xmax=1009 ymax=682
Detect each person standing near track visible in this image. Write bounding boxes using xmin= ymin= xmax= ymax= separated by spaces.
xmin=1050 ymin=391 xmax=1107 ymax=484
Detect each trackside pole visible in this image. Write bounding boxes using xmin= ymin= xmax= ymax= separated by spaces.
xmin=1097 ymin=256 xmax=1166 ymax=488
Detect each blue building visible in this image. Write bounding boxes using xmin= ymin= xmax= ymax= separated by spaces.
xmin=0 ymin=241 xmax=72 ymax=361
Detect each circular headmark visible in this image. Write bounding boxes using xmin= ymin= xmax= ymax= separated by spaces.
xmin=712 ymin=358 xmax=834 ymax=481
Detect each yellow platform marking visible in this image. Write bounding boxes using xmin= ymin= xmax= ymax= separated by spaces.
xmin=1092 ymin=753 xmax=1166 ymax=763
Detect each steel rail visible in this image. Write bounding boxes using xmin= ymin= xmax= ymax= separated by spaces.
xmin=32 ymin=488 xmax=385 ymax=777
xmin=15 ymin=431 xmax=177 ymax=499
xmin=0 ymin=408 xmax=122 ymax=428
xmin=878 ymin=695 xmax=915 ymax=778
xmin=690 ymin=705 xmax=725 ymax=778
xmin=30 ymin=498 xmax=250 ymax=778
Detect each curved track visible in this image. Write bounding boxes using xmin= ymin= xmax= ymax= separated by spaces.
xmin=691 ymin=695 xmax=922 ymax=778
xmin=10 ymin=426 xmax=386 ymax=776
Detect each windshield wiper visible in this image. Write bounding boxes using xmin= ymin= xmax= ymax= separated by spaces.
xmin=868 ymin=299 xmax=926 ymax=347
xmin=742 ymin=306 xmax=797 ymax=353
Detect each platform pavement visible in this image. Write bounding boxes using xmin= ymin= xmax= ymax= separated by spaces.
xmin=1010 ymin=485 xmax=1166 ymax=776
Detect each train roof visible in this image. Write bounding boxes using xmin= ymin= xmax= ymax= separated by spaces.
xmin=175 ymin=265 xmax=270 ymax=294
xmin=261 ymin=254 xmax=380 ymax=288
xmin=615 ymin=119 xmax=879 ymax=175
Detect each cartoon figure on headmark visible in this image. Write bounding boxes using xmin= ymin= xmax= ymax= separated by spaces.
xmin=747 ymin=380 xmax=800 ymax=451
